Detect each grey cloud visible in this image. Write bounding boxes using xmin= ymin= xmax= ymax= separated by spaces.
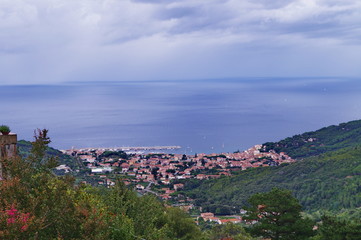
xmin=256 ymin=0 xmax=290 ymax=9
xmin=2 ymin=0 xmax=360 ymax=48
xmin=219 ymin=0 xmax=361 ymax=45
xmin=0 ymin=0 xmax=361 ymax=85
xmin=131 ymin=0 xmax=180 ymax=3
xmin=140 ymin=0 xmax=361 ymax=45
xmin=156 ymin=6 xmax=198 ymax=20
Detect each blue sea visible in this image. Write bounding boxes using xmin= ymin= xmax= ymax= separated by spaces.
xmin=1 ymin=77 xmax=361 ymax=154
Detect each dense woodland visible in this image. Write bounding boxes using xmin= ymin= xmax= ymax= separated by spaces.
xmin=181 ymin=146 xmax=361 ymax=214
xmin=180 ymin=120 xmax=361 ymax=216
xmin=262 ymin=119 xmax=361 ymax=159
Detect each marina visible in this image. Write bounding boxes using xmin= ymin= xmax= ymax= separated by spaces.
xmin=65 ymin=145 xmax=182 ymax=153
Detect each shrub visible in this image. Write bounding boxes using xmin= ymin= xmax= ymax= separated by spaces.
xmin=0 ymin=125 xmax=10 ymax=134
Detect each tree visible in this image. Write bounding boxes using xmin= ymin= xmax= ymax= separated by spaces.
xmin=208 ymin=223 xmax=254 ymax=240
xmin=245 ymin=188 xmax=314 ymax=240
xmin=151 ymin=167 xmax=159 ymax=180
xmin=315 ymin=215 xmax=361 ymax=240
xmin=166 ymin=207 xmax=206 ymax=240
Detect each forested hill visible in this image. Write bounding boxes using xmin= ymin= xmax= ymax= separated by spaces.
xmin=262 ymin=119 xmax=361 ymax=159
xmin=181 ymin=120 xmax=361 ymax=215
xmin=17 ymin=140 xmax=79 ymax=170
xmin=182 ymin=146 xmax=361 ymax=214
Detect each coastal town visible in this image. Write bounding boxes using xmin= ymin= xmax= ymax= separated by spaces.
xmin=61 ymin=145 xmax=294 ymax=198
xmin=60 ymin=144 xmax=294 ymax=224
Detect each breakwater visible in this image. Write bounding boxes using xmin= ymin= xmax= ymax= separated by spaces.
xmin=65 ymin=146 xmax=182 ymax=152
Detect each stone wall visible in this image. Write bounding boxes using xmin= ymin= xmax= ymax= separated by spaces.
xmin=0 ymin=133 xmax=17 ymax=158
xmin=0 ymin=133 xmax=17 ymax=179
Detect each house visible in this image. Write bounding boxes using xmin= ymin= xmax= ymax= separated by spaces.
xmin=165 ymin=189 xmax=175 ymax=194
xmin=200 ymin=212 xmax=215 ymax=221
xmin=208 ymin=216 xmax=221 ymax=223
xmin=55 ymin=164 xmax=71 ymax=173
xmin=179 ymin=205 xmax=193 ymax=212
xmin=196 ymin=174 xmax=207 ymax=180
xmin=174 ymin=183 xmax=184 ymax=191
xmin=91 ymin=167 xmax=113 ymax=174
xmin=218 ymin=218 xmax=241 ymax=224
xmin=91 ymin=168 xmax=104 ymax=174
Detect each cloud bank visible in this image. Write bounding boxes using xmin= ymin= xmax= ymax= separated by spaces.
xmin=1 ymin=0 xmax=361 ymax=84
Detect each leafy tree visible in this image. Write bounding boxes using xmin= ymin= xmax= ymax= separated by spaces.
xmin=245 ymin=188 xmax=314 ymax=240
xmin=207 ymin=223 xmax=254 ymax=240
xmin=314 ymin=215 xmax=361 ymax=240
xmin=166 ymin=207 xmax=206 ymax=240
xmin=151 ymin=167 xmax=159 ymax=180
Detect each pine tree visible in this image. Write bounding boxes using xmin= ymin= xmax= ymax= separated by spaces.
xmin=245 ymin=188 xmax=315 ymax=240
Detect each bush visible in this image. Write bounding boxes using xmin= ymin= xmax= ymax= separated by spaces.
xmin=0 ymin=125 xmax=10 ymax=134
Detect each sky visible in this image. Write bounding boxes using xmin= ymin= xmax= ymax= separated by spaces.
xmin=1 ymin=0 xmax=361 ymax=85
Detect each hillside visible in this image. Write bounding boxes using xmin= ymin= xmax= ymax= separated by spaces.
xmin=262 ymin=119 xmax=361 ymax=159
xmin=17 ymin=140 xmax=80 ymax=171
xmin=182 ymin=146 xmax=361 ymax=214
xmin=181 ymin=120 xmax=361 ymax=214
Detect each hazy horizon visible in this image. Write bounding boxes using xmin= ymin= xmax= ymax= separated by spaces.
xmin=2 ymin=77 xmax=361 ymax=153
xmin=1 ymin=0 xmax=361 ymax=85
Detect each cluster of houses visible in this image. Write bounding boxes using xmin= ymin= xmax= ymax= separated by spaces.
xmin=62 ymin=144 xmax=294 ymax=193
xmin=60 ymin=145 xmax=294 ymax=224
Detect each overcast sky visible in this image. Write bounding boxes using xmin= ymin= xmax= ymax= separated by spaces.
xmin=1 ymin=0 xmax=361 ymax=85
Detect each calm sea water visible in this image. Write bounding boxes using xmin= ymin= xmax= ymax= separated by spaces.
xmin=1 ymin=78 xmax=361 ymax=153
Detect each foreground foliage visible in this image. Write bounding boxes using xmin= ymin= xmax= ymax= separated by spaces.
xmin=207 ymin=223 xmax=253 ymax=240
xmin=0 ymin=130 xmax=206 ymax=240
xmin=245 ymin=188 xmax=314 ymax=240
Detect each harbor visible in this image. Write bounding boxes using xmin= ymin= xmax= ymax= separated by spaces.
xmin=64 ymin=145 xmax=182 ymax=153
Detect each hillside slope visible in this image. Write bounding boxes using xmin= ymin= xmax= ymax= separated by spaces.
xmin=17 ymin=140 xmax=80 ymax=171
xmin=182 ymin=146 xmax=361 ymax=213
xmin=262 ymin=119 xmax=361 ymax=159
xmin=182 ymin=120 xmax=361 ymax=214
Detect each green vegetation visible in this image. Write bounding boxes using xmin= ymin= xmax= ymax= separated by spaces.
xmin=0 ymin=125 xmax=10 ymax=134
xmin=245 ymin=188 xmax=314 ymax=240
xmin=262 ymin=119 xmax=361 ymax=159
xmin=182 ymin=120 xmax=361 ymax=216
xmin=0 ymin=129 xmax=207 ymax=240
xmin=17 ymin=139 xmax=80 ymax=171
xmin=4 ymin=118 xmax=361 ymax=239
xmin=314 ymin=214 xmax=361 ymax=240
xmin=206 ymin=223 xmax=253 ymax=240
xmin=183 ymin=146 xmax=361 ymax=213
